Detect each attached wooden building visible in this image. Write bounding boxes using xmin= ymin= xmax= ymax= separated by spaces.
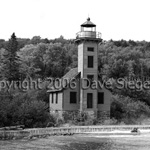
xmin=47 ymin=18 xmax=111 ymax=118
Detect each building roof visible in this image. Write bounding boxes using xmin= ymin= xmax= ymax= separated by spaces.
xmin=62 ymin=68 xmax=78 ymax=80
xmin=81 ymin=17 xmax=96 ymax=27
xmin=47 ymin=68 xmax=80 ymax=92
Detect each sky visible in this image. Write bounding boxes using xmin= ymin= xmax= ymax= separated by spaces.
xmin=0 ymin=0 xmax=150 ymax=41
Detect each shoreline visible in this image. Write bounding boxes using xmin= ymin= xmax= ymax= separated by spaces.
xmin=1 ymin=125 xmax=150 ymax=140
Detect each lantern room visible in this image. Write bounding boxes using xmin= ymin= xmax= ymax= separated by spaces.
xmin=81 ymin=17 xmax=96 ymax=32
xmin=76 ymin=17 xmax=101 ymax=39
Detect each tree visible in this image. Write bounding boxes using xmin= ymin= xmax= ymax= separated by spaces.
xmin=29 ymin=36 xmax=41 ymax=45
xmin=1 ymin=33 xmax=21 ymax=81
xmin=18 ymin=42 xmax=74 ymax=79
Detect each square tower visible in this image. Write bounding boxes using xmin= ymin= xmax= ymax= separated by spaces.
xmin=75 ymin=18 xmax=102 ymax=116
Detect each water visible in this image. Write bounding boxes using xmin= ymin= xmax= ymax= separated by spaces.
xmin=0 ymin=135 xmax=150 ymax=150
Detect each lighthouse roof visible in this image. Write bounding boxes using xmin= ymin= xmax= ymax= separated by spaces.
xmin=81 ymin=17 xmax=96 ymax=27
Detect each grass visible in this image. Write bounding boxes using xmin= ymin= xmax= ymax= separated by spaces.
xmin=1 ymin=134 xmax=150 ymax=150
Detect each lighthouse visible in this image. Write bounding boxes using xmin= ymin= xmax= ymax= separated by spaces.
xmin=48 ymin=18 xmax=111 ymax=120
xmin=75 ymin=17 xmax=102 ymax=116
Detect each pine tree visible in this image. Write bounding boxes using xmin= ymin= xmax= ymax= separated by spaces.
xmin=2 ymin=33 xmax=20 ymax=82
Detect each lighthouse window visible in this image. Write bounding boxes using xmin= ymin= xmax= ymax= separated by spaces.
xmin=56 ymin=93 xmax=58 ymax=104
xmin=70 ymin=92 xmax=77 ymax=104
xmin=87 ymin=75 xmax=94 ymax=86
xmin=98 ymin=92 xmax=104 ymax=104
xmin=88 ymin=56 xmax=94 ymax=68
xmin=87 ymin=47 xmax=94 ymax=52
xmin=51 ymin=93 xmax=54 ymax=103
xmin=87 ymin=93 xmax=93 ymax=108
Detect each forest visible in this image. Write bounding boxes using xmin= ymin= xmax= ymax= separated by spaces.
xmin=1 ymin=33 xmax=150 ymax=128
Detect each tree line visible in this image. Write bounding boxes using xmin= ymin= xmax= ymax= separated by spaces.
xmin=1 ymin=33 xmax=150 ymax=127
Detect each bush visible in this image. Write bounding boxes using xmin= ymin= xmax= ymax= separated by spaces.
xmin=102 ymin=118 xmax=118 ymax=125
xmin=111 ymin=94 xmax=150 ymax=124
xmin=62 ymin=111 xmax=97 ymax=126
xmin=20 ymin=100 xmax=55 ymax=128
xmin=0 ymin=90 xmax=56 ymax=128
